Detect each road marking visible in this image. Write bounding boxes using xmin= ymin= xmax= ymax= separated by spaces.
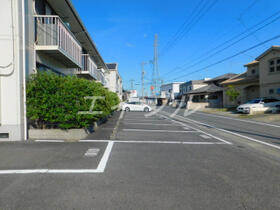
xmin=95 ymin=141 xmax=114 ymax=172
xmin=122 ymin=122 xmax=178 ymax=126
xmin=114 ymin=140 xmax=225 ymax=144
xmin=200 ymin=134 xmax=211 ymax=139
xmin=193 ymin=111 xmax=280 ymax=128
xmin=35 ymin=140 xmax=64 ymax=142
xmin=122 ymin=129 xmax=199 ymax=133
xmin=161 ymin=110 xmax=280 ymax=150
xmin=84 ymin=148 xmax=100 ymax=157
xmin=157 ymin=112 xmax=232 ymax=145
xmin=0 ymin=142 xmax=114 ymax=174
xmin=79 ymin=140 xmax=225 ymax=144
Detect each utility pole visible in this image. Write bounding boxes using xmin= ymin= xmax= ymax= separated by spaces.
xmin=141 ymin=62 xmax=146 ymax=100
xmin=129 ymin=79 xmax=135 ymax=90
xmin=152 ymin=34 xmax=160 ymax=96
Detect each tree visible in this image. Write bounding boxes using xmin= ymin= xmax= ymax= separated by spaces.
xmin=226 ymin=85 xmax=240 ymax=102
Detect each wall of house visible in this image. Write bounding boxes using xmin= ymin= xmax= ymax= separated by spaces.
xmin=246 ymin=64 xmax=259 ymax=77
xmin=258 ymin=50 xmax=280 ymax=99
xmin=223 ymin=83 xmax=260 ymax=107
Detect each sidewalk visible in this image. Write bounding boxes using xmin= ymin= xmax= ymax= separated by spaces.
xmin=199 ymin=108 xmax=280 ymax=125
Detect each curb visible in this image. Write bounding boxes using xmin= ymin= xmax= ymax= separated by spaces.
xmin=110 ymin=111 xmax=124 ymax=140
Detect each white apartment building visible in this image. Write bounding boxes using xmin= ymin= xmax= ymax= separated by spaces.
xmin=160 ymin=82 xmax=184 ymax=101
xmin=105 ymin=63 xmax=123 ymax=100
xmin=0 ymin=0 xmax=111 ymax=140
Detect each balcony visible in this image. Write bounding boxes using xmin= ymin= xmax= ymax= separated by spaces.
xmin=35 ymin=15 xmax=82 ymax=68
xmin=76 ymin=55 xmax=106 ymax=85
xmin=76 ymin=54 xmax=99 ymax=80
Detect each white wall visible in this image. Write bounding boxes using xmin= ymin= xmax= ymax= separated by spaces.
xmin=0 ymin=0 xmax=27 ymax=140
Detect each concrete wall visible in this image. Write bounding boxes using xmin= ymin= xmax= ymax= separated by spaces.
xmin=0 ymin=0 xmax=28 ymax=140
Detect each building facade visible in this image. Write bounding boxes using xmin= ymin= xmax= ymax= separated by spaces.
xmin=160 ymin=82 xmax=183 ymax=102
xmin=222 ymin=46 xmax=280 ymax=107
xmin=105 ymin=63 xmax=123 ymax=100
xmin=179 ymin=79 xmax=208 ymax=96
xmin=0 ymin=0 xmax=111 ymax=140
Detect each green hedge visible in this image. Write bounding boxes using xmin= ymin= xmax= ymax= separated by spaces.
xmin=26 ymin=72 xmax=120 ymax=129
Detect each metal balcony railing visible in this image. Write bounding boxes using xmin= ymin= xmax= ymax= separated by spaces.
xmin=35 ymin=15 xmax=82 ymax=67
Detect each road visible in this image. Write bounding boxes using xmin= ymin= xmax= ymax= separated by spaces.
xmin=0 ymin=110 xmax=280 ymax=209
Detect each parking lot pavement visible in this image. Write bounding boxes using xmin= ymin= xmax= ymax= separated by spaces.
xmin=0 ymin=141 xmax=108 ymax=173
xmin=116 ymin=112 xmax=230 ymax=144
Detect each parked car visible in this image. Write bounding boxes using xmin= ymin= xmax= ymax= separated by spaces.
xmin=236 ymin=98 xmax=280 ymax=114
xmin=122 ymin=102 xmax=152 ymax=112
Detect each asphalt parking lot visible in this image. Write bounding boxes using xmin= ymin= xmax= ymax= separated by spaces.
xmin=0 ymin=111 xmax=280 ymax=209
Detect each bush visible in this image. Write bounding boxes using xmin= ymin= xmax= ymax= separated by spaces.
xmin=26 ymin=72 xmax=119 ymax=129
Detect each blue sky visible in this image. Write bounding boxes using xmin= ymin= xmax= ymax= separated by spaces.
xmin=72 ymin=0 xmax=280 ymax=94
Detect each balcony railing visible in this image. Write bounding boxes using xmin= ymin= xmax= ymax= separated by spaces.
xmin=77 ymin=54 xmax=106 ymax=85
xmin=35 ymin=15 xmax=82 ymax=68
xmin=76 ymin=54 xmax=99 ymax=80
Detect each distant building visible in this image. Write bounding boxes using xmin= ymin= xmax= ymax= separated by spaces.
xmin=160 ymin=82 xmax=184 ymax=102
xmin=179 ymin=79 xmax=209 ymax=96
xmin=186 ymin=73 xmax=237 ymax=109
xmin=105 ymin=63 xmax=123 ymax=100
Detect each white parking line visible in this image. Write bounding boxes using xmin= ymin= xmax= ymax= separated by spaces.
xmin=157 ymin=113 xmax=232 ymax=145
xmin=122 ymin=122 xmax=178 ymax=126
xmin=0 ymin=141 xmax=114 ymax=174
xmin=160 ymin=110 xmax=280 ymax=150
xmin=79 ymin=140 xmax=225 ymax=144
xmin=193 ymin=111 xmax=280 ymax=128
xmin=122 ymin=129 xmax=199 ymax=133
xmin=35 ymin=140 xmax=64 ymax=142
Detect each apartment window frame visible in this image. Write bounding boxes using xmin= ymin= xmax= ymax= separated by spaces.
xmin=269 ymin=89 xmax=275 ymax=95
xmin=268 ymin=58 xmax=280 ymax=73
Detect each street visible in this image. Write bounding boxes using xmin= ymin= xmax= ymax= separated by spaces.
xmin=0 ymin=110 xmax=280 ymax=209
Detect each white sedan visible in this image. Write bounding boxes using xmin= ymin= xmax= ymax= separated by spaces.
xmin=122 ymin=102 xmax=152 ymax=112
xmin=237 ymin=98 xmax=280 ymax=114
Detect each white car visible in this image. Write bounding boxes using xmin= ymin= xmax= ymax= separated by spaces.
xmin=237 ymin=98 xmax=280 ymax=114
xmin=122 ymin=102 xmax=152 ymax=112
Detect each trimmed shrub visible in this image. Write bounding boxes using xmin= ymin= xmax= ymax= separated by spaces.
xmin=26 ymin=72 xmax=119 ymax=129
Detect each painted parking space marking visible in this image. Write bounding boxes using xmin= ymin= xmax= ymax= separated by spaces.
xmin=122 ymin=129 xmax=199 ymax=133
xmin=84 ymin=148 xmax=100 ymax=157
xmin=35 ymin=140 xmax=65 ymax=142
xmin=122 ymin=122 xmax=180 ymax=126
xmin=157 ymin=112 xmax=232 ymax=145
xmin=0 ymin=141 xmax=114 ymax=175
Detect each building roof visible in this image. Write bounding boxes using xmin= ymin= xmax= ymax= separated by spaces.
xmin=106 ymin=63 xmax=118 ymax=70
xmin=244 ymin=60 xmax=259 ymax=67
xmin=255 ymin=45 xmax=280 ymax=60
xmin=220 ymin=72 xmax=259 ymax=86
xmin=180 ymin=79 xmax=206 ymax=86
xmin=204 ymin=73 xmax=237 ymax=83
xmin=187 ymin=83 xmax=223 ymax=94
xmin=46 ymin=0 xmax=108 ymax=71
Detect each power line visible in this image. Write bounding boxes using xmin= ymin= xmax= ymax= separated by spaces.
xmin=161 ymin=9 xmax=280 ymax=78
xmin=159 ymin=0 xmax=218 ymax=58
xmin=165 ymin=33 xmax=280 ymax=82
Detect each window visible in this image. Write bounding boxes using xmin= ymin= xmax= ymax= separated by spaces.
xmin=268 ymin=58 xmax=280 ymax=73
xmin=251 ymin=69 xmax=256 ymax=74
xmin=269 ymin=89 xmax=274 ymax=94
